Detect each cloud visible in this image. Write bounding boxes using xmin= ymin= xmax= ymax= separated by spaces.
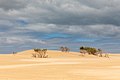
xmin=0 ymin=0 xmax=120 ymax=25
xmin=0 ymin=36 xmax=46 ymax=45
xmin=17 ymin=23 xmax=120 ymax=38
xmin=0 ymin=0 xmax=27 ymax=10
xmin=1 ymin=0 xmax=120 ymax=25
xmin=0 ymin=0 xmax=120 ymax=53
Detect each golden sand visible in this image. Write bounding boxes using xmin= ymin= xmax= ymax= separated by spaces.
xmin=0 ymin=50 xmax=120 ymax=80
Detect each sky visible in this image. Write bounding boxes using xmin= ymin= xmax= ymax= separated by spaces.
xmin=0 ymin=0 xmax=120 ymax=53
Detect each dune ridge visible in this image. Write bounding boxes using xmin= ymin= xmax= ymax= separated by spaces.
xmin=0 ymin=49 xmax=120 ymax=80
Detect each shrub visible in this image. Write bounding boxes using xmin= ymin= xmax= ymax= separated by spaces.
xmin=60 ymin=47 xmax=70 ymax=52
xmin=33 ymin=48 xmax=48 ymax=58
xmin=32 ymin=53 xmax=37 ymax=58
xmin=80 ymin=46 xmax=99 ymax=55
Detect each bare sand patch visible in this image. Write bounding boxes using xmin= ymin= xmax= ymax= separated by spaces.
xmin=69 ymin=69 xmax=120 ymax=80
xmin=109 ymin=66 xmax=120 ymax=68
xmin=0 ymin=50 xmax=120 ymax=80
xmin=0 ymin=60 xmax=81 ymax=69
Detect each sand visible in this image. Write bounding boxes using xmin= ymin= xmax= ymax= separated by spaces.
xmin=0 ymin=50 xmax=120 ymax=80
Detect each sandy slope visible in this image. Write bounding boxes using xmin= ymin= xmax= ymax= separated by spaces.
xmin=0 ymin=50 xmax=120 ymax=80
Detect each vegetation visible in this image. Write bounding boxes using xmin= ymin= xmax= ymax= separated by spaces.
xmin=80 ymin=46 xmax=98 ymax=55
xmin=80 ymin=46 xmax=104 ymax=57
xmin=60 ymin=47 xmax=70 ymax=52
xmin=97 ymin=49 xmax=103 ymax=57
xmin=33 ymin=48 xmax=48 ymax=58
xmin=80 ymin=49 xmax=87 ymax=56
xmin=31 ymin=46 xmax=109 ymax=58
xmin=12 ymin=52 xmax=17 ymax=55
xmin=104 ymin=53 xmax=109 ymax=58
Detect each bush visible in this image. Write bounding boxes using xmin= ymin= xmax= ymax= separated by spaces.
xmin=33 ymin=48 xmax=48 ymax=58
xmin=32 ymin=53 xmax=37 ymax=58
xmin=80 ymin=46 xmax=99 ymax=55
xmin=60 ymin=47 xmax=70 ymax=52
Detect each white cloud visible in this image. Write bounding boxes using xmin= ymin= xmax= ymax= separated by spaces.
xmin=0 ymin=36 xmax=46 ymax=45
xmin=0 ymin=0 xmax=120 ymax=53
xmin=17 ymin=23 xmax=120 ymax=38
xmin=20 ymin=23 xmax=58 ymax=32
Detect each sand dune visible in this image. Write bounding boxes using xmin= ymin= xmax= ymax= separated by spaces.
xmin=0 ymin=50 xmax=120 ymax=80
